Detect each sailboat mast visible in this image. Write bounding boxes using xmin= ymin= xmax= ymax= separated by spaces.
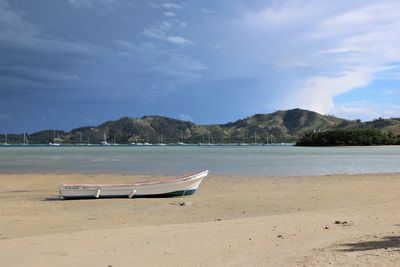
xmin=23 ymin=133 xmax=28 ymax=144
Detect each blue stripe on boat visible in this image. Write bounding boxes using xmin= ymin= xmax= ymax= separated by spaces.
xmin=62 ymin=189 xmax=197 ymax=199
xmin=147 ymin=189 xmax=197 ymax=198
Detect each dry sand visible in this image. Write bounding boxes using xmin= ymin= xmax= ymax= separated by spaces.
xmin=1 ymin=172 xmax=400 ymax=266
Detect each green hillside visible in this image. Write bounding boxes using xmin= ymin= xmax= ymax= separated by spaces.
xmin=4 ymin=109 xmax=400 ymax=144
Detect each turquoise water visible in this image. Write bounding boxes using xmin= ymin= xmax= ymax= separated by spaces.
xmin=0 ymin=145 xmax=399 ymax=176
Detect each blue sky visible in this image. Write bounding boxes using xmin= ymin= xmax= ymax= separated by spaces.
xmin=1 ymin=0 xmax=400 ymax=132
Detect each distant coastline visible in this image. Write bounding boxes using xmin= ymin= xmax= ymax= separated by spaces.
xmin=2 ymin=108 xmax=400 ymax=145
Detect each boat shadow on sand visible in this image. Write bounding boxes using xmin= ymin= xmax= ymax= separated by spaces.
xmin=337 ymin=235 xmax=400 ymax=252
xmin=43 ymin=196 xmax=64 ymax=201
xmin=43 ymin=194 xmax=193 ymax=201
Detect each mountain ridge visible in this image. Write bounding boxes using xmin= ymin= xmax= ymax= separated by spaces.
xmin=3 ymin=108 xmax=400 ymax=144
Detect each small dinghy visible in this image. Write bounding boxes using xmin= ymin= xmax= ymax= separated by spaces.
xmin=59 ymin=170 xmax=209 ymax=199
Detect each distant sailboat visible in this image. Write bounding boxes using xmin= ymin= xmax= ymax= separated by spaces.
xmin=130 ymin=134 xmax=138 ymax=145
xmin=2 ymin=133 xmax=10 ymax=145
xmin=21 ymin=133 xmax=29 ymax=145
xmin=264 ymin=131 xmax=269 ymax=145
xmin=238 ymin=133 xmax=248 ymax=146
xmin=198 ymin=133 xmax=205 ymax=145
xmin=110 ymin=136 xmax=119 ymax=146
xmin=156 ymin=134 xmax=166 ymax=146
xmin=76 ymin=131 xmax=85 ymax=145
xmin=101 ymin=132 xmax=109 ymax=145
xmin=49 ymin=130 xmax=61 ymax=146
xmin=131 ymin=134 xmax=148 ymax=145
xmin=199 ymin=131 xmax=214 ymax=146
xmin=208 ymin=131 xmax=214 ymax=145
xmin=87 ymin=134 xmax=92 ymax=146
xmin=250 ymin=131 xmax=262 ymax=146
xmin=176 ymin=129 xmax=185 ymax=145
xmin=143 ymin=132 xmax=151 ymax=145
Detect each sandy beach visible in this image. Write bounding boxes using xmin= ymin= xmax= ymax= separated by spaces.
xmin=1 ymin=172 xmax=400 ymax=266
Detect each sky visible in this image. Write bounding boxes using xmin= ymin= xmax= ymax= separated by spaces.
xmin=1 ymin=0 xmax=400 ymax=133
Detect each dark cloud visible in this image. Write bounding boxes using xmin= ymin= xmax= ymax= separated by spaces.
xmin=0 ymin=0 xmax=101 ymax=96
xmin=0 ymin=0 xmax=203 ymax=99
xmin=0 ymin=0 xmax=208 ymax=132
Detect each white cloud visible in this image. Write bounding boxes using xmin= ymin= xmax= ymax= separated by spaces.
xmin=287 ymin=68 xmax=372 ymax=114
xmin=237 ymin=1 xmax=400 ymax=116
xmin=177 ymin=113 xmax=193 ymax=121
xmin=166 ymin=36 xmax=192 ymax=46
xmin=162 ymin=3 xmax=182 ymax=10
xmin=68 ymin=0 xmax=92 ymax=8
xmin=164 ymin=12 xmax=176 ymax=17
xmin=113 ymin=39 xmax=137 ymax=51
xmin=142 ymin=21 xmax=192 ymax=46
xmin=314 ymin=2 xmax=400 ymax=38
xmin=0 ymin=113 xmax=11 ymax=120
xmin=308 ymin=5 xmax=400 ymax=75
xmin=68 ymin=0 xmax=122 ymax=9
xmin=333 ymin=101 xmax=400 ymax=120
xmin=382 ymin=89 xmax=400 ymax=96
xmin=240 ymin=0 xmax=332 ymax=32
xmin=142 ymin=22 xmax=170 ymax=39
xmin=200 ymin=8 xmax=213 ymax=18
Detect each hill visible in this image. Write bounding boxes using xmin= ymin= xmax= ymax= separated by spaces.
xmin=4 ymin=109 xmax=400 ymax=144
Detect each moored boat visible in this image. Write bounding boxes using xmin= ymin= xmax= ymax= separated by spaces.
xmin=59 ymin=169 xmax=209 ymax=199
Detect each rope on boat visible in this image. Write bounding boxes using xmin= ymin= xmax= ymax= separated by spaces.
xmin=95 ymin=188 xmax=101 ymax=198
xmin=179 ymin=177 xmax=192 ymax=204
xmin=128 ymin=189 xmax=136 ymax=199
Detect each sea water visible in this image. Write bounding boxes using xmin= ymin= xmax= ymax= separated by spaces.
xmin=0 ymin=145 xmax=399 ymax=176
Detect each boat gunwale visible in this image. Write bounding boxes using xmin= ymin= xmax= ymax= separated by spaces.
xmin=60 ymin=169 xmax=209 ymax=188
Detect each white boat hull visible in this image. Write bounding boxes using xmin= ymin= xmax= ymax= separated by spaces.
xmin=59 ymin=170 xmax=209 ymax=199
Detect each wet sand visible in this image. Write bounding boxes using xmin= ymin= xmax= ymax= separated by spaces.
xmin=1 ymin=173 xmax=400 ymax=266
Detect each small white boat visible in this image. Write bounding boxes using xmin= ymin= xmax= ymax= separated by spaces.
xmin=21 ymin=133 xmax=29 ymax=145
xmin=131 ymin=142 xmax=143 ymax=146
xmin=59 ymin=170 xmax=209 ymax=199
xmin=49 ymin=143 xmax=61 ymax=146
xmin=101 ymin=132 xmax=110 ymax=145
xmin=49 ymin=130 xmax=61 ymax=146
xmin=2 ymin=133 xmax=10 ymax=145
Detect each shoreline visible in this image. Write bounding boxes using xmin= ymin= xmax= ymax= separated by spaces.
xmin=1 ymin=172 xmax=400 ymax=266
xmin=0 ymin=170 xmax=400 ymax=177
